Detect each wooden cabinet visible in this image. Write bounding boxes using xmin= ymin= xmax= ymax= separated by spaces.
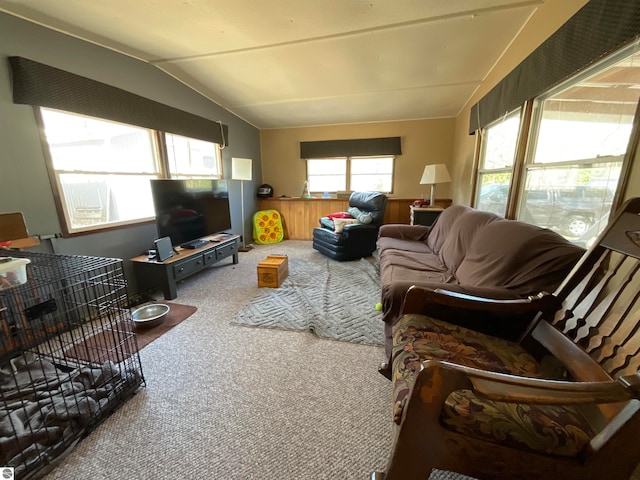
xmin=410 ymin=206 xmax=444 ymax=226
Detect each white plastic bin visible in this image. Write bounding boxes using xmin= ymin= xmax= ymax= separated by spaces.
xmin=0 ymin=257 xmax=31 ymax=290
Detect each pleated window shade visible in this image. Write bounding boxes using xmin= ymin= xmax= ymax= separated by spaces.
xmin=300 ymin=137 xmax=401 ymax=158
xmin=469 ymin=0 xmax=640 ymax=133
xmin=9 ymin=56 xmax=228 ymax=145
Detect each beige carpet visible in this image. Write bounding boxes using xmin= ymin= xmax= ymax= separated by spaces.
xmin=42 ymin=241 xmax=469 ymax=480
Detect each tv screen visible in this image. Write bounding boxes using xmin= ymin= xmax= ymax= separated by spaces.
xmin=150 ymin=179 xmax=232 ymax=247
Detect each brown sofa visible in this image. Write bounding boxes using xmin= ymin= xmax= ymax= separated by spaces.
xmin=376 ymin=205 xmax=586 ymax=358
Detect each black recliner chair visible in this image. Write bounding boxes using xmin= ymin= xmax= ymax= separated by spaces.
xmin=312 ymin=191 xmax=387 ymax=261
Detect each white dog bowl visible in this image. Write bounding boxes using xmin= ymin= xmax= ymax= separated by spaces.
xmin=131 ymin=303 xmax=170 ymax=329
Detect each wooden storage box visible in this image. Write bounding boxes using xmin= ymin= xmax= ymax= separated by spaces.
xmin=257 ymin=255 xmax=288 ymax=288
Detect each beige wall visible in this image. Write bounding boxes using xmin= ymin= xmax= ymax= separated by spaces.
xmin=260 ymin=118 xmax=455 ymax=200
xmin=261 ymin=0 xmax=640 ymax=208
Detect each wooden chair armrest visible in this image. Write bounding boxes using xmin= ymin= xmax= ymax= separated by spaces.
xmin=421 ymin=360 xmax=633 ymax=404
xmin=402 ymin=285 xmax=560 ymax=317
xmin=618 ymin=373 xmax=640 ymax=396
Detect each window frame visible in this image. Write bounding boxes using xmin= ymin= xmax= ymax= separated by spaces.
xmin=471 ymin=41 xmax=640 ymax=244
xmin=305 ymin=155 xmax=395 ymax=194
xmin=472 ymin=107 xmax=523 ymax=217
xmin=163 ymin=131 xmax=223 ymax=180
xmin=305 ymin=157 xmax=348 ymax=193
xmin=36 ymin=107 xmax=223 ymax=237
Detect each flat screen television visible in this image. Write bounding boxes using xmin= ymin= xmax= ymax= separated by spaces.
xmin=150 ymin=179 xmax=232 ymax=248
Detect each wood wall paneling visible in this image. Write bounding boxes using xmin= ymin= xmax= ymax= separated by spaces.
xmin=256 ymin=198 xmax=451 ymax=240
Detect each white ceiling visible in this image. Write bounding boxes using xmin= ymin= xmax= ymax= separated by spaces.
xmin=0 ymin=0 xmax=546 ymax=129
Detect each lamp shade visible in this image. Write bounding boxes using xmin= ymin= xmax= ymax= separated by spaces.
xmin=420 ymin=164 xmax=451 ymax=185
xmin=231 ymin=157 xmax=252 ymax=181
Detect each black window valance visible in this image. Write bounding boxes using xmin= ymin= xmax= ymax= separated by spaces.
xmin=9 ymin=56 xmax=228 ymax=145
xmin=469 ymin=0 xmax=640 ymax=133
xmin=300 ymin=137 xmax=401 ymax=158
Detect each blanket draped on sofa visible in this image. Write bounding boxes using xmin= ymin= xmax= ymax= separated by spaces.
xmin=376 ymin=205 xmax=586 ymax=357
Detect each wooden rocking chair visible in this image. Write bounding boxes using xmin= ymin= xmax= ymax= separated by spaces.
xmin=373 ymin=197 xmax=640 ymax=480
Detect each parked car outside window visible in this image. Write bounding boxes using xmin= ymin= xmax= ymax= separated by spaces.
xmin=477 ymin=184 xmax=613 ymax=239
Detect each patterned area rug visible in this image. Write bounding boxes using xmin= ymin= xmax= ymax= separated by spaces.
xmin=231 ymin=255 xmax=384 ymax=346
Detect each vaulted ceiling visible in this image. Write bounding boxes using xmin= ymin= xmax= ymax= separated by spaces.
xmin=1 ymin=0 xmax=554 ymax=129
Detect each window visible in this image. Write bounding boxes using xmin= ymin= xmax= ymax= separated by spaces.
xmin=165 ymin=133 xmax=222 ymax=179
xmin=350 ymin=156 xmax=394 ymax=192
xmin=39 ymin=108 xmax=223 ymax=234
xmin=472 ymin=42 xmax=640 ymax=247
xmin=40 ymin=109 xmax=159 ymax=232
xmin=307 ymin=158 xmax=347 ymax=192
xmin=474 ymin=109 xmax=521 ymax=217
xmin=517 ymin=46 xmax=640 ymax=245
xmin=306 ymin=156 xmax=394 ymax=193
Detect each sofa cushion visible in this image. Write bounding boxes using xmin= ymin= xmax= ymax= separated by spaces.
xmin=438 ymin=209 xmax=502 ymax=272
xmin=425 ymin=205 xmax=474 ymax=254
xmin=377 ymin=236 xmax=436 ymax=255
xmin=442 ymin=389 xmax=595 ymax=456
xmin=381 ymin=255 xmax=454 ymax=286
xmin=392 ymin=314 xmax=541 ymax=380
xmin=456 ymin=220 xmax=586 ymax=295
xmin=391 ymin=313 xmax=594 ymax=457
xmin=377 ymin=225 xmax=432 ymax=257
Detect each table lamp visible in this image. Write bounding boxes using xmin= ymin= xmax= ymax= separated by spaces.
xmin=420 ymin=164 xmax=451 ymax=207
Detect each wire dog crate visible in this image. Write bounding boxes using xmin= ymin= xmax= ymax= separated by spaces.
xmin=0 ymin=251 xmax=144 ymax=479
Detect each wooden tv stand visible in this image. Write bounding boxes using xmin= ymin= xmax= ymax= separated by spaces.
xmin=130 ymin=234 xmax=239 ymax=300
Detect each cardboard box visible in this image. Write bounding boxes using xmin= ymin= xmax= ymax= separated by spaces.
xmin=257 ymin=255 xmax=289 ymax=288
